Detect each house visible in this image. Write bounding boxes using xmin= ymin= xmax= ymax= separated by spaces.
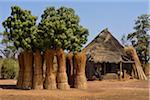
xmin=83 ymin=28 xmax=135 ymax=80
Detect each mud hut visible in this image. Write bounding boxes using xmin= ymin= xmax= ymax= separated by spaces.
xmin=83 ymin=28 xmax=135 ymax=80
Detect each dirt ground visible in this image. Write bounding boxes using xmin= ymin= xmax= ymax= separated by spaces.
xmin=0 ymin=79 xmax=149 ymax=100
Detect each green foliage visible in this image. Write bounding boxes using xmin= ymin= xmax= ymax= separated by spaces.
xmin=38 ymin=6 xmax=89 ymax=52
xmin=127 ymin=14 xmax=150 ymax=64
xmin=2 ymin=6 xmax=38 ymax=50
xmin=2 ymin=6 xmax=88 ymax=52
xmin=1 ymin=59 xmax=19 ymax=79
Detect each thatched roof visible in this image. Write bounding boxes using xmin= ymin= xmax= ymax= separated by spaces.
xmin=83 ymin=28 xmax=131 ymax=63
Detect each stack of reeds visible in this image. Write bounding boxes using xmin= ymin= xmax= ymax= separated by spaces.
xmin=74 ymin=52 xmax=87 ymax=89
xmin=66 ymin=53 xmax=74 ymax=87
xmin=16 ymin=49 xmax=88 ymax=90
xmin=124 ymin=46 xmax=147 ymax=80
xmin=22 ymin=51 xmax=33 ymax=89
xmin=44 ymin=49 xmax=57 ymax=89
xmin=17 ymin=53 xmax=24 ymax=88
xmin=56 ymin=49 xmax=70 ymax=90
xmin=33 ymin=50 xmax=43 ymax=90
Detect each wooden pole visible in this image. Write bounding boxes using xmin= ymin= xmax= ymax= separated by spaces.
xmin=119 ymin=62 xmax=122 ymax=80
xmin=103 ymin=63 xmax=106 ymax=75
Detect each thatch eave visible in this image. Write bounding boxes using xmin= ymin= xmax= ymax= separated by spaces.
xmin=84 ymin=28 xmax=133 ymax=64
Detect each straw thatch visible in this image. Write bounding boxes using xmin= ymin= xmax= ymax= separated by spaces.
xmin=74 ymin=52 xmax=87 ymax=89
xmin=33 ymin=50 xmax=43 ymax=90
xmin=124 ymin=46 xmax=147 ymax=80
xmin=22 ymin=51 xmax=33 ymax=89
xmin=17 ymin=53 xmax=24 ymax=88
xmin=83 ymin=28 xmax=135 ymax=80
xmin=66 ymin=53 xmax=74 ymax=87
xmin=44 ymin=49 xmax=57 ymax=89
xmin=83 ymin=28 xmax=147 ymax=80
xmin=56 ymin=49 xmax=70 ymax=90
xmin=83 ymin=28 xmax=127 ymax=63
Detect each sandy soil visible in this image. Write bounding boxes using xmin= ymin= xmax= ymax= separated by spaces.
xmin=0 ymin=79 xmax=149 ymax=100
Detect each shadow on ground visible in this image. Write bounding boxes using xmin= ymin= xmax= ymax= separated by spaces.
xmin=0 ymin=85 xmax=18 ymax=89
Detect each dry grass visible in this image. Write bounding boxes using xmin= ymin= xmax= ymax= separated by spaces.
xmin=0 ymin=79 xmax=149 ymax=100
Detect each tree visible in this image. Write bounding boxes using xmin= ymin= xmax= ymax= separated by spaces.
xmin=0 ymin=32 xmax=18 ymax=59
xmin=127 ymin=14 xmax=150 ymax=65
xmin=2 ymin=6 xmax=39 ymax=89
xmin=2 ymin=6 xmax=38 ymax=50
xmin=121 ymin=35 xmax=129 ymax=46
xmin=38 ymin=6 xmax=88 ymax=52
xmin=39 ymin=6 xmax=88 ymax=89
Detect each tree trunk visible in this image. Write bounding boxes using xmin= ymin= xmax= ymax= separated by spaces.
xmin=66 ymin=53 xmax=74 ymax=87
xmin=33 ymin=49 xmax=43 ymax=90
xmin=56 ymin=48 xmax=70 ymax=90
xmin=17 ymin=53 xmax=24 ymax=88
xmin=74 ymin=52 xmax=87 ymax=89
xmin=44 ymin=49 xmax=57 ymax=89
xmin=22 ymin=51 xmax=33 ymax=89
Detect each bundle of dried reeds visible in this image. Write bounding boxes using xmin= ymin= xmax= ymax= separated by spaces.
xmin=74 ymin=52 xmax=87 ymax=89
xmin=22 ymin=51 xmax=33 ymax=89
xmin=124 ymin=46 xmax=147 ymax=80
xmin=66 ymin=53 xmax=74 ymax=87
xmin=17 ymin=53 xmax=24 ymax=88
xmin=44 ymin=49 xmax=57 ymax=89
xmin=33 ymin=50 xmax=43 ymax=90
xmin=56 ymin=49 xmax=70 ymax=90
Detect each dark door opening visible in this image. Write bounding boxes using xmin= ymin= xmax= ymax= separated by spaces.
xmin=105 ymin=63 xmax=117 ymax=73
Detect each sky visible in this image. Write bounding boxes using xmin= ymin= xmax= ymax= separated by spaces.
xmin=0 ymin=0 xmax=149 ymax=49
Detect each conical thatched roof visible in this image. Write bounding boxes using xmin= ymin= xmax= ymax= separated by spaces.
xmin=83 ymin=28 xmax=129 ymax=63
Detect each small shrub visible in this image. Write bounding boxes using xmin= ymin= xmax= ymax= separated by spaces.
xmin=1 ymin=59 xmax=19 ymax=79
